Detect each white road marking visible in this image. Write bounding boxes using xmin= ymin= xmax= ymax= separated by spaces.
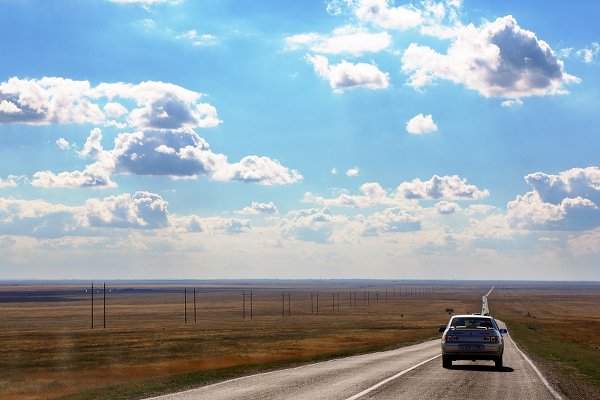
xmin=507 ymin=334 xmax=563 ymax=400
xmin=343 ymin=354 xmax=441 ymax=400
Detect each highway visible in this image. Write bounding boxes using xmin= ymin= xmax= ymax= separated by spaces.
xmin=147 ymin=320 xmax=562 ymax=400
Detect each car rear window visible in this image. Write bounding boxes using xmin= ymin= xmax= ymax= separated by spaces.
xmin=450 ymin=317 xmax=494 ymax=329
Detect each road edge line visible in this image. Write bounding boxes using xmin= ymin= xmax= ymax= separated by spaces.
xmin=344 ymin=353 xmax=441 ymax=400
xmin=508 ymin=334 xmax=563 ymax=400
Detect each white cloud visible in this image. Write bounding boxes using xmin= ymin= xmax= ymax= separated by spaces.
xmin=237 ymin=201 xmax=279 ymax=215
xmin=0 ymin=191 xmax=169 ymax=238
xmin=354 ymin=0 xmax=423 ymax=31
xmin=176 ymin=30 xmax=218 ymax=47
xmin=435 ymin=201 xmax=460 ymax=215
xmin=281 ymin=208 xmax=339 ymax=243
xmin=0 ymin=100 xmax=21 ymax=114
xmin=0 ymin=77 xmax=222 ymax=129
xmin=575 ymin=42 xmax=599 ymax=64
xmin=286 ymin=26 xmax=391 ymax=56
xmin=103 ymin=102 xmax=128 ymax=118
xmin=397 ymin=175 xmax=489 ymax=200
xmin=304 ymin=176 xmax=487 ymax=208
xmin=33 ymin=128 xmax=302 ymax=188
xmin=31 ymin=170 xmax=116 ymax=189
xmin=524 ymin=167 xmax=600 ymax=205
xmin=331 ymin=167 xmax=338 ymax=174
xmin=401 ymin=16 xmax=579 ymax=99
xmin=304 ymin=182 xmax=395 ymax=208
xmin=171 ymin=215 xmax=250 ymax=235
xmin=406 ymin=113 xmax=438 ymax=134
xmin=568 ymin=229 xmax=600 ymax=255
xmin=85 ymin=191 xmax=169 ymax=229
xmin=56 ymin=138 xmax=72 ymax=150
xmin=306 ymin=54 xmax=390 ymax=92
xmin=362 ymin=207 xmax=421 ymax=236
xmin=212 ymin=155 xmax=303 ymax=186
xmin=500 ymin=99 xmax=523 ymax=107
xmin=346 ymin=167 xmax=359 ymax=177
xmin=507 ymin=167 xmax=600 ymax=230
xmin=0 ymin=175 xmax=22 ymax=188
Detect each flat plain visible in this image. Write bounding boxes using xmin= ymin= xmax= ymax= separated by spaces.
xmin=1 ymin=280 xmax=599 ymax=400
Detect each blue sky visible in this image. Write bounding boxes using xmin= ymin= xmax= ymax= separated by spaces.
xmin=0 ymin=0 xmax=598 ymax=280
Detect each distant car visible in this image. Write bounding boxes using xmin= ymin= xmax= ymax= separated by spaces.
xmin=439 ymin=315 xmax=507 ymax=369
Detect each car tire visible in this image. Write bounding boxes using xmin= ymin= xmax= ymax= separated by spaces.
xmin=442 ymin=356 xmax=452 ymax=369
xmin=495 ymin=356 xmax=503 ymax=369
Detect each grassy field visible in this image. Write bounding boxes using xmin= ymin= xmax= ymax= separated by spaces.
xmin=491 ymin=283 xmax=600 ymax=399
xmin=5 ymin=281 xmax=600 ymax=400
xmin=0 ymin=281 xmax=484 ymax=400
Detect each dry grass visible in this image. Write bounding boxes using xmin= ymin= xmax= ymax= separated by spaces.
xmin=0 ymin=281 xmax=484 ymax=399
xmin=491 ymin=283 xmax=600 ymax=399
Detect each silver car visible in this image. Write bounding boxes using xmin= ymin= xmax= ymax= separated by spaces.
xmin=439 ymin=314 xmax=507 ymax=369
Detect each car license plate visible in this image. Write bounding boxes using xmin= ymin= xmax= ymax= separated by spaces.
xmin=459 ymin=345 xmax=483 ymax=351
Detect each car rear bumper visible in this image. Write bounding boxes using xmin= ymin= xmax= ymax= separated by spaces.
xmin=441 ymin=343 xmax=503 ymax=359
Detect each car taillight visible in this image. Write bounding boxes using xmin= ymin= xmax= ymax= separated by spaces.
xmin=444 ymin=335 xmax=459 ymax=341
xmin=483 ymin=336 xmax=499 ymax=343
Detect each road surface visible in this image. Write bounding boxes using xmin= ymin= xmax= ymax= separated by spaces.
xmin=147 ymin=321 xmax=561 ymax=400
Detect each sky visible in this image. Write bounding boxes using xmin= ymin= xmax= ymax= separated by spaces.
xmin=0 ymin=0 xmax=598 ymax=280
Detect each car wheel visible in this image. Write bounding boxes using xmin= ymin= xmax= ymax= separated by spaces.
xmin=495 ymin=356 xmax=503 ymax=369
xmin=442 ymin=356 xmax=452 ymax=369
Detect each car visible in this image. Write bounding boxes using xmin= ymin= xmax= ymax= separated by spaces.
xmin=439 ymin=314 xmax=508 ymax=369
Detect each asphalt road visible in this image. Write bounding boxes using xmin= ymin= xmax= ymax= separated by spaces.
xmin=147 ymin=321 xmax=561 ymax=400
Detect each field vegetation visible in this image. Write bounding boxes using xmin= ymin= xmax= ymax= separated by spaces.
xmin=492 ymin=283 xmax=600 ymax=399
xmin=0 ymin=281 xmax=482 ymax=400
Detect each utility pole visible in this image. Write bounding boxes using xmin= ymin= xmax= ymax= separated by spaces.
xmin=103 ymin=282 xmax=106 ymax=329
xmin=242 ymin=290 xmax=246 ymax=319
xmin=91 ymin=282 xmax=94 ymax=329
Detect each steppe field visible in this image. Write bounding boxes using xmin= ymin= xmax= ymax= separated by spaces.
xmin=1 ymin=280 xmax=599 ymax=400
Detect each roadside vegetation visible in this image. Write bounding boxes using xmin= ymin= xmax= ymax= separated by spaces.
xmin=493 ymin=285 xmax=600 ymax=399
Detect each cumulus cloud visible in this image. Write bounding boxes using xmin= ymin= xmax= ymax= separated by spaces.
xmin=575 ymin=42 xmax=599 ymax=64
xmin=281 ymin=208 xmax=338 ymax=243
xmin=56 ymin=138 xmax=72 ymax=150
xmin=435 ymin=201 xmax=460 ymax=215
xmin=304 ymin=176 xmax=487 ymax=208
xmin=85 ymin=191 xmax=169 ymax=229
xmin=304 ymin=182 xmax=394 ymax=208
xmin=507 ymin=167 xmax=600 ymax=230
xmin=401 ymin=16 xmax=579 ymax=98
xmin=286 ymin=26 xmax=391 ymax=56
xmin=568 ymin=229 xmax=600 ymax=255
xmin=212 ymin=155 xmax=303 ymax=186
xmin=406 ymin=113 xmax=438 ymax=134
xmin=175 ymin=30 xmax=218 ymax=47
xmin=237 ymin=201 xmax=279 ymax=215
xmin=171 ymin=215 xmax=250 ymax=235
xmin=306 ymin=54 xmax=390 ymax=92
xmin=0 ymin=175 xmax=23 ymax=188
xmin=0 ymin=191 xmax=170 ymax=238
xmin=0 ymin=77 xmax=221 ymax=129
xmin=500 ymin=99 xmax=523 ymax=107
xmin=397 ymin=175 xmax=489 ymax=200
xmin=33 ymin=128 xmax=302 ymax=188
xmin=354 ymin=0 xmax=423 ymax=31
xmin=362 ymin=207 xmax=421 ymax=236
xmin=32 ymin=170 xmax=116 ymax=189
xmin=346 ymin=167 xmax=359 ymax=177
xmin=524 ymin=167 xmax=600 ymax=205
